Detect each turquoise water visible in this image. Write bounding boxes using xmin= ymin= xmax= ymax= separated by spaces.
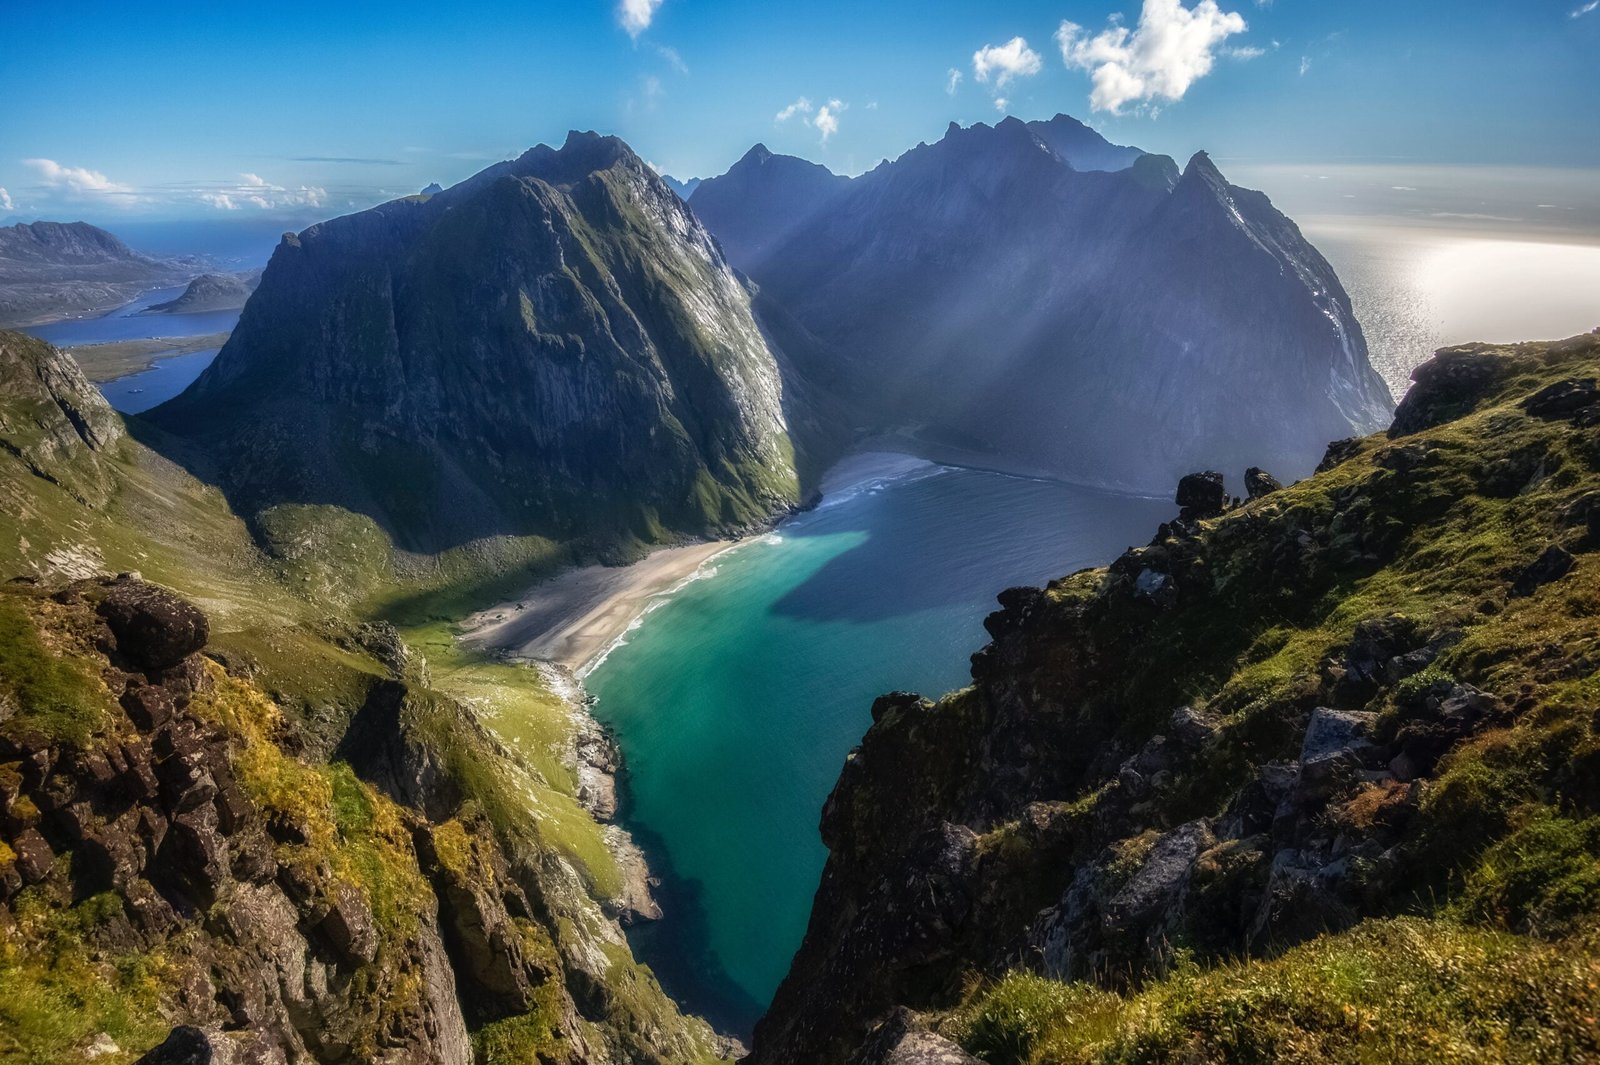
xmin=582 ymin=453 xmax=1171 ymax=1035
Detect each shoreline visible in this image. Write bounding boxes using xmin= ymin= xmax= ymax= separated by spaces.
xmin=457 ymin=445 xmax=1170 ymax=678
xmin=457 ymin=539 xmax=738 ymax=674
xmin=65 ymin=331 xmax=232 ymax=383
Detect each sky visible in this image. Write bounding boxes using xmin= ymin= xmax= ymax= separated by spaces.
xmin=1 ymin=0 xmax=1597 ymax=226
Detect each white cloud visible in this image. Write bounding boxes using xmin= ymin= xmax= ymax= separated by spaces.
xmin=199 ymin=175 xmax=326 ymax=212
xmin=618 ymin=0 xmax=663 ymax=38
xmin=0 ymin=187 xmax=12 ymax=212
xmin=23 ymin=158 xmax=136 ymax=198
xmin=1299 ymin=55 xmax=1312 ymax=76
xmin=946 ymin=67 xmax=964 ymax=95
xmin=814 ymin=99 xmax=846 ymax=144
xmin=994 ymin=97 xmax=1010 ymax=113
xmin=972 ymin=37 xmax=1043 ymax=88
xmin=775 ymin=96 xmax=814 ymax=122
xmin=655 ymin=43 xmax=688 ymax=74
xmin=1225 ymin=45 xmax=1266 ymax=59
xmin=1055 ymin=0 xmax=1248 ymax=114
xmin=1573 ymin=1 xmax=1599 ymax=17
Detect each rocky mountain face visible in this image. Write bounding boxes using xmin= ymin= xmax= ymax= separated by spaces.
xmin=751 ymin=334 xmax=1600 ymax=1063
xmin=693 ymin=116 xmax=1392 ymax=490
xmin=687 ymin=144 xmax=851 ymax=273
xmin=1024 ymin=113 xmax=1144 ymax=172
xmin=659 ymin=175 xmax=700 ymax=202
xmin=0 ymin=330 xmax=124 ymax=509
xmin=143 ymin=269 xmax=262 ymax=315
xmin=0 ymin=221 xmax=191 ymax=327
xmin=150 ymin=132 xmax=813 ymax=555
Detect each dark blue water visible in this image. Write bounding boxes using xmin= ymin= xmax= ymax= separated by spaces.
xmin=97 ymin=350 xmax=219 ymax=414
xmin=582 ymin=452 xmax=1172 ymax=1035
xmin=22 ymin=286 xmax=240 ymax=347
xmin=19 ymin=286 xmax=237 ymax=414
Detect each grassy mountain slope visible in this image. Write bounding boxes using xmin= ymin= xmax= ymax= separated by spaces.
xmin=751 ymin=332 xmax=1600 ymax=1063
xmin=0 ymin=331 xmax=737 ymax=1063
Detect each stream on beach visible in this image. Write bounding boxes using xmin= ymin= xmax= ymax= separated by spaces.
xmin=579 ymin=452 xmax=1172 ymax=1037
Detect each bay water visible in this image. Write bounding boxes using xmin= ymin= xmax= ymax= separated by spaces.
xmin=582 ymin=453 xmax=1171 ymax=1034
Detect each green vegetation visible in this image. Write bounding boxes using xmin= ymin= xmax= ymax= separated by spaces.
xmin=0 ymin=595 xmax=115 ymax=746
xmin=0 ymin=890 xmax=172 ymax=1065
xmin=948 ymin=919 xmax=1600 ymax=1064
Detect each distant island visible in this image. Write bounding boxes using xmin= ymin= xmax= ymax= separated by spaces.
xmin=139 ymin=269 xmax=261 ymax=315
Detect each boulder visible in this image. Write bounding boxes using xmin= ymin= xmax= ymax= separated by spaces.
xmin=1522 ymin=378 xmax=1599 ymax=420
xmin=1510 ymin=543 xmax=1574 ymax=598
xmin=134 ymin=1026 xmax=287 ymax=1065
xmin=11 ymin=826 xmax=55 ymax=882
xmin=316 ymin=883 xmax=378 ymax=968
xmin=96 ymin=579 xmax=209 ymax=670
xmin=1389 ymin=348 xmax=1512 ymax=437
xmin=1176 ymin=471 xmax=1227 ymax=520
xmin=1244 ymin=466 xmax=1282 ymax=499
xmin=853 ymin=1009 xmax=981 ymax=1065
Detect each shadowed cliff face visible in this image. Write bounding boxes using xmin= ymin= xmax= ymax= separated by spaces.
xmin=695 ymin=116 xmax=1392 ymax=493
xmin=149 ymin=133 xmax=806 ymax=555
xmin=751 ymin=335 xmax=1600 ymax=1063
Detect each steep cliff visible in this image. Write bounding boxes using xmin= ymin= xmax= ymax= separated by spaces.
xmin=752 ymin=333 xmax=1600 ymax=1063
xmin=150 ymin=132 xmax=811 ymax=556
xmin=696 ymin=117 xmax=1391 ymax=491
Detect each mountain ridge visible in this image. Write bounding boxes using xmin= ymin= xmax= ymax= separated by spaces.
xmin=148 ymin=131 xmax=824 ymax=559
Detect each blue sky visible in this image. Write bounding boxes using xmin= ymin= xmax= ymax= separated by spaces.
xmin=1 ymin=0 xmax=1596 ymax=223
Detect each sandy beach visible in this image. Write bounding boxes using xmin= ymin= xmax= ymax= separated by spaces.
xmin=457 ymin=540 xmax=736 ymax=673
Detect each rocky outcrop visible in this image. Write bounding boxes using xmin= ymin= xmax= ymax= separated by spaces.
xmin=750 ymin=335 xmax=1600 ymax=1063
xmin=0 ymin=574 xmax=734 ymax=1063
xmin=150 ymin=132 xmax=811 ymax=555
xmin=0 ymin=575 xmax=472 ymax=1062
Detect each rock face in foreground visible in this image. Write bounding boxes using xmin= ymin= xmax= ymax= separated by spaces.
xmin=695 ymin=116 xmax=1393 ymax=490
xmin=0 ymin=575 xmax=735 ymax=1063
xmin=751 ymin=334 xmax=1600 ymax=1063
xmin=152 ymin=132 xmax=807 ymax=554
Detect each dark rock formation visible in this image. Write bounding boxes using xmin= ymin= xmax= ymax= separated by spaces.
xmin=1176 ymin=470 xmax=1227 ymax=520
xmin=1245 ymin=466 xmax=1283 ymax=498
